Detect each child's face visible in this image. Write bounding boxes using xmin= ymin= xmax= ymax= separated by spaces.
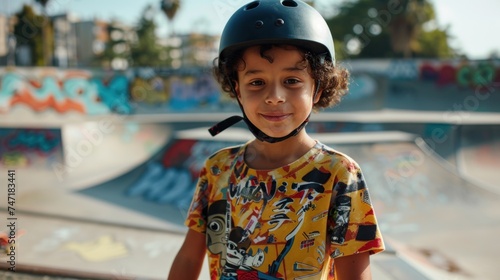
xmin=234 ymin=45 xmax=320 ymax=139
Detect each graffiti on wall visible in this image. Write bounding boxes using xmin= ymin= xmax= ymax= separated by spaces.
xmin=384 ymin=60 xmax=500 ymax=112
xmin=0 ymin=67 xmax=224 ymax=116
xmin=130 ymin=71 xmax=221 ymax=111
xmin=0 ymin=69 xmax=128 ymax=115
xmin=419 ymin=61 xmax=500 ymax=88
xmin=1 ymin=60 xmax=498 ymax=117
xmin=0 ymin=128 xmax=62 ymax=167
xmin=386 ymin=59 xmax=500 ymax=87
xmin=125 ymin=139 xmax=241 ymax=210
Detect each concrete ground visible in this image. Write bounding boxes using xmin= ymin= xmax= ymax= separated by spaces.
xmin=2 ymin=129 xmax=499 ymax=280
xmin=0 ymin=206 xmax=426 ymax=280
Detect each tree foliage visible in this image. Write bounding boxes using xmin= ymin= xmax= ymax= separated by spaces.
xmin=326 ymin=0 xmax=456 ymax=59
xmin=130 ymin=5 xmax=163 ymax=67
xmin=13 ymin=5 xmax=53 ymax=66
xmin=35 ymin=0 xmax=51 ymax=66
xmin=416 ymin=28 xmax=456 ymax=58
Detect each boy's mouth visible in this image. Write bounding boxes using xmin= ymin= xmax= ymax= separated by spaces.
xmin=261 ymin=113 xmax=290 ymax=122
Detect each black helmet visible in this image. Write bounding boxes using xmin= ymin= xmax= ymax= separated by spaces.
xmin=219 ymin=0 xmax=335 ymax=64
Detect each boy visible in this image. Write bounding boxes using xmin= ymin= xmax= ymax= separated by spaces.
xmin=168 ymin=0 xmax=384 ymax=279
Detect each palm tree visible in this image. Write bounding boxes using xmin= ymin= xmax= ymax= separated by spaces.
xmin=326 ymin=0 xmax=442 ymax=58
xmin=387 ymin=0 xmax=434 ymax=58
xmin=160 ymin=0 xmax=180 ymax=37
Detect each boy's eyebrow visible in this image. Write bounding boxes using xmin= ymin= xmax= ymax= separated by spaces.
xmin=283 ymin=66 xmax=306 ymax=73
xmin=242 ymin=69 xmax=263 ymax=76
xmin=242 ymin=66 xmax=306 ymax=76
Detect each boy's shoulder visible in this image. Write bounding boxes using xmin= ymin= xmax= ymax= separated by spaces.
xmin=316 ymin=142 xmax=361 ymax=169
xmin=206 ymin=143 xmax=244 ymax=163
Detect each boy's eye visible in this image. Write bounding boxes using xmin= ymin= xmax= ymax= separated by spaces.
xmin=249 ymin=80 xmax=264 ymax=86
xmin=284 ymin=78 xmax=300 ymax=85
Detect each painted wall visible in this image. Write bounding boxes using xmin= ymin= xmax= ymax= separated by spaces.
xmin=0 ymin=67 xmax=222 ymax=116
xmin=0 ymin=128 xmax=63 ymax=168
xmin=1 ymin=59 xmax=498 ymax=117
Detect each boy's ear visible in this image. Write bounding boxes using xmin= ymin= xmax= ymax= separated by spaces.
xmin=233 ymin=81 xmax=241 ymax=99
xmin=313 ymin=89 xmax=323 ymax=104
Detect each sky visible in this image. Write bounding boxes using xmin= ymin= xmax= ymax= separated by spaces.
xmin=1 ymin=0 xmax=499 ymax=59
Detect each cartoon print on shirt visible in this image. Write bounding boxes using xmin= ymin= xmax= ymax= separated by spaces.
xmin=223 ymin=227 xmax=250 ymax=275
xmin=207 ymin=200 xmax=229 ymax=266
xmin=223 ymin=166 xmax=331 ymax=278
xmin=222 ymin=227 xmax=277 ymax=280
xmin=330 ymin=195 xmax=351 ymax=245
xmin=243 ymin=248 xmax=266 ymax=268
xmin=330 ymin=171 xmax=366 ymax=245
xmin=268 ymin=180 xmax=325 ymax=277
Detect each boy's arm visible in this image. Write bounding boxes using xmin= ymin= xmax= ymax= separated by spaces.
xmin=334 ymin=251 xmax=372 ymax=280
xmin=167 ymin=229 xmax=206 ymax=280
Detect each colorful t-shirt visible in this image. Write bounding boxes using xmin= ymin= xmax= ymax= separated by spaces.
xmin=185 ymin=141 xmax=384 ymax=280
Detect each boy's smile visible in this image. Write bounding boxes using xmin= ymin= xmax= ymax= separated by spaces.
xmin=234 ymin=45 xmax=320 ymax=139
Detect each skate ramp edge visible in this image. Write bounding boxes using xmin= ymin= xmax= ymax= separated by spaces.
xmin=415 ymin=137 xmax=500 ymax=196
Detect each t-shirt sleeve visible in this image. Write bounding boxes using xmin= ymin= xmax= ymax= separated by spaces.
xmin=327 ymin=159 xmax=385 ymax=258
xmin=184 ymin=161 xmax=211 ymax=234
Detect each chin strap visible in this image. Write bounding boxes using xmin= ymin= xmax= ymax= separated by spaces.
xmin=208 ymin=113 xmax=310 ymax=143
xmin=208 ymin=115 xmax=244 ymax=137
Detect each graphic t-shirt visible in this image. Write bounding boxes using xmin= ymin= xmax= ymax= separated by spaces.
xmin=185 ymin=141 xmax=384 ymax=280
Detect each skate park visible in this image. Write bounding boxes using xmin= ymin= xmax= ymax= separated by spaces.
xmin=1 ymin=59 xmax=500 ymax=279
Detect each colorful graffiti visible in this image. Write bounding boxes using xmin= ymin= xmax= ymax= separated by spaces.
xmin=1 ymin=60 xmax=499 ymax=118
xmin=0 ymin=67 xmax=223 ymax=115
xmin=64 ymin=235 xmax=129 ymax=262
xmin=130 ymin=73 xmax=221 ymax=111
xmin=0 ymin=128 xmax=62 ymax=167
xmin=419 ymin=61 xmax=500 ymax=87
xmin=125 ymin=139 xmax=239 ymax=210
xmin=0 ymin=70 xmax=113 ymax=114
xmin=91 ymin=75 xmax=131 ymax=114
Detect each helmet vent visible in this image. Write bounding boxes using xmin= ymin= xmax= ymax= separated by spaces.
xmin=281 ymin=0 xmax=298 ymax=7
xmin=245 ymin=1 xmax=260 ymax=10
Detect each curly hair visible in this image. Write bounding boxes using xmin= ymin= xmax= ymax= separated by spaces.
xmin=213 ymin=44 xmax=350 ymax=110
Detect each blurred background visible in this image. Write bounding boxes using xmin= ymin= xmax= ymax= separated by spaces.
xmin=0 ymin=0 xmax=499 ymax=279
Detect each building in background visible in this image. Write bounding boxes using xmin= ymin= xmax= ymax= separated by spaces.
xmin=51 ymin=13 xmax=78 ymax=67
xmin=180 ymin=33 xmax=219 ymax=68
xmin=103 ymin=21 xmax=136 ymax=70
xmin=74 ymin=19 xmax=108 ymax=67
xmin=158 ymin=33 xmax=219 ymax=69
xmin=0 ymin=14 xmax=17 ymax=66
xmin=1 ymin=5 xmax=220 ymax=69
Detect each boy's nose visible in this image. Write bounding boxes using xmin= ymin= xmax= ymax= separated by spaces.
xmin=265 ymin=85 xmax=285 ymax=104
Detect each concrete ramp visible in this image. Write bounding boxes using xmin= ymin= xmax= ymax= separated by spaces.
xmin=456 ymin=125 xmax=500 ymax=194
xmin=2 ymin=129 xmax=499 ymax=279
xmin=323 ymin=136 xmax=500 ymax=280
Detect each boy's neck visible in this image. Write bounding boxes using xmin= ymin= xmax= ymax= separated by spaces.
xmin=245 ymin=132 xmax=316 ymax=170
